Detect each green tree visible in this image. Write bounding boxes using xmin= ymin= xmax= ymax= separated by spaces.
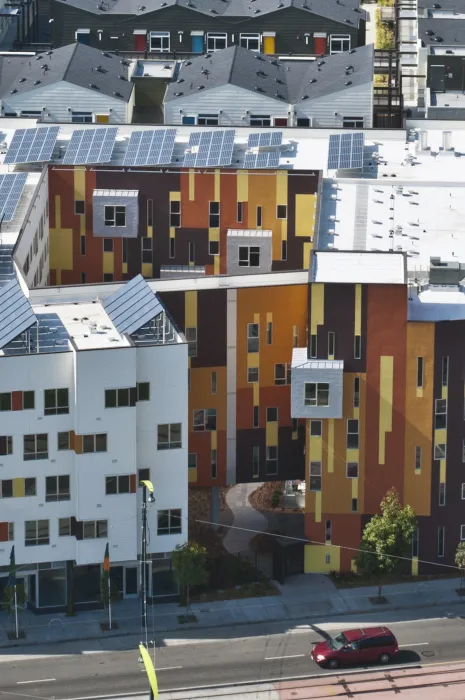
xmin=455 ymin=542 xmax=465 ymax=589
xmin=172 ymin=542 xmax=208 ymax=615
xmin=357 ymin=488 xmax=416 ymax=597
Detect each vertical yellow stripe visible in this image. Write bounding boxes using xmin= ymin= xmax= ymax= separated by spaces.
xmin=439 ymin=459 xmax=446 ymax=483
xmin=310 ymin=284 xmax=325 ymax=334
xmin=303 ymin=242 xmax=312 ymax=270
xmin=141 ymin=263 xmax=152 ymax=278
xmin=351 ymin=478 xmax=359 ymax=500
xmin=74 ymin=168 xmax=86 ymax=201
xmin=266 ymin=422 xmax=278 ymax=446
xmin=211 ymin=430 xmax=217 ymax=450
xmin=80 ymin=216 xmax=86 ymax=236
xmin=442 ymin=386 xmax=448 ymax=400
xmin=185 ymin=291 xmax=197 ymax=328
xmin=214 ymin=256 xmax=220 ymax=275
xmin=276 ymin=171 xmax=288 ymax=204
xmin=189 ymin=170 xmax=195 ymax=201
xmin=411 ymin=556 xmax=419 ymax=576
xmin=254 ymin=312 xmax=260 ymax=324
xmin=214 ymin=170 xmax=220 ymax=202
xmin=266 ymin=312 xmax=273 ymax=324
xmin=237 ymin=170 xmax=248 ymax=202
xmin=253 ymin=382 xmax=259 ymax=406
xmin=170 ymin=227 xmax=175 ymax=239
xmin=327 ymin=419 xmax=334 ymax=473
xmin=315 ymin=491 xmax=322 ymax=523
xmin=169 ymin=191 xmax=181 ymax=201
xmin=147 ymin=226 xmax=153 ymax=239
xmin=103 ymin=252 xmax=114 ymax=274
xmin=354 ymin=284 xmax=362 ymax=335
xmin=13 ymin=478 xmax=25 ymax=498
xmin=379 ymin=356 xmax=394 ymax=464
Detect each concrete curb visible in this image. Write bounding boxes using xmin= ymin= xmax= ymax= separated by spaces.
xmin=0 ymin=594 xmax=463 ymax=650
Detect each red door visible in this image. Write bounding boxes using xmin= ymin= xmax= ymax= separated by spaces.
xmin=135 ymin=33 xmax=147 ymax=51
xmin=314 ymin=36 xmax=326 ymax=55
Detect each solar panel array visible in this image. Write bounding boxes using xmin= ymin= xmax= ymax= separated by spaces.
xmin=103 ymin=274 xmax=163 ymax=337
xmin=62 ymin=127 xmax=117 ymax=165
xmin=4 ymin=126 xmax=59 ymax=164
xmin=327 ymin=132 xmax=365 ymax=170
xmin=244 ymin=151 xmax=281 ymax=169
xmin=183 ymin=130 xmax=235 ymax=167
xmin=0 ymin=278 xmax=37 ymax=350
xmin=247 ymin=132 xmax=283 ymax=149
xmin=123 ymin=129 xmax=177 ymax=166
xmin=0 ymin=173 xmax=28 ymax=222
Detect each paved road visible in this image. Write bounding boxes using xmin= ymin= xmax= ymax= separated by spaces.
xmin=2 ymin=605 xmax=465 ymax=699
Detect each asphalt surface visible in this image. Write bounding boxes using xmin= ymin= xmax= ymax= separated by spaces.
xmin=2 ymin=605 xmax=465 ymax=699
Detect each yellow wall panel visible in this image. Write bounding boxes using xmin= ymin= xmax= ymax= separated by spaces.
xmin=214 ymin=256 xmax=220 ymax=275
xmin=315 ymin=491 xmax=322 ymax=522
xmin=411 ymin=556 xmax=419 ymax=576
xmin=237 ymin=171 xmax=248 ymax=202
xmin=304 ymin=544 xmax=340 ymax=573
xmin=310 ymin=283 xmax=325 ymax=334
xmin=309 ymin=435 xmax=322 ymax=462
xmin=13 ymin=478 xmax=25 ymax=498
xmin=122 ymin=262 xmax=128 ymax=275
xmin=211 ymin=430 xmax=217 ymax=451
xmin=185 ymin=291 xmax=197 ymax=328
xmin=147 ymin=225 xmax=153 ymax=239
xmin=266 ymin=421 xmax=278 ymax=446
xmin=276 ymin=171 xmax=288 ymax=204
xmin=169 ymin=191 xmax=181 ymax=201
xmin=327 ymin=419 xmax=335 ymax=473
xmin=103 ymin=252 xmax=114 ymax=274
xmin=189 ymin=170 xmax=195 ymax=201
xmin=214 ymin=170 xmax=220 ymax=201
xmin=49 ymin=196 xmax=73 ymax=271
xmin=303 ymin=242 xmax=312 ymax=270
xmin=73 ymin=168 xmax=86 ymax=201
xmin=188 ymin=468 xmax=197 ymax=483
xmin=295 ymin=194 xmax=316 ymax=237
xmin=378 ymin=356 xmax=394 ymax=465
xmin=354 ymin=284 xmax=362 ymax=335
xmin=208 ymin=227 xmax=220 ymax=241
xmin=141 ymin=263 xmax=152 ymax=278
xmin=247 ymin=353 xmax=260 ymax=369
xmin=253 ymin=382 xmax=259 ymax=406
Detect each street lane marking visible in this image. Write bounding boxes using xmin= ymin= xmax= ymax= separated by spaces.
xmin=265 ymin=655 xmax=306 ymax=661
xmin=142 ymin=665 xmax=182 ymax=671
xmin=399 ymin=643 xmax=429 ymax=647
xmin=17 ymin=679 xmax=56 ymax=685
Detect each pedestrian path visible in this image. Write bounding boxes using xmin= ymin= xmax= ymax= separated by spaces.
xmin=223 ymin=483 xmax=268 ymax=554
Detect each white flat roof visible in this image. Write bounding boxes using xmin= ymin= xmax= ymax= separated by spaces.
xmin=409 ymin=287 xmax=465 ymax=321
xmin=291 ymin=349 xmax=344 ymax=370
xmin=311 ymin=251 xmax=406 ymax=284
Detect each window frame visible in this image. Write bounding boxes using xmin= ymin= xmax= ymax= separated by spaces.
xmin=252 ymin=445 xmax=260 ymax=478
xmin=250 ymin=115 xmax=271 ymax=127
xmin=193 ymin=408 xmax=217 ymax=432
xmin=206 ymin=32 xmax=227 ymax=51
xmin=276 ymin=204 xmax=287 ymax=220
xmin=439 ymin=482 xmax=446 ymax=506
xmin=309 ymin=461 xmax=322 ymax=491
xmin=149 ymin=30 xmax=170 ymax=52
xmin=170 ymin=199 xmax=181 ymax=228
xmin=137 ymin=382 xmax=150 ymax=402
xmin=185 ymin=327 xmax=197 ymax=357
xmin=197 ymin=114 xmax=219 ymax=126
xmin=438 ymin=525 xmax=445 ymax=557
xmin=104 ymin=204 xmax=126 ymax=227
xmin=434 ymin=443 xmax=446 ymax=460
xmin=239 ymin=32 xmax=260 ymax=51
xmin=310 ymin=420 xmax=322 ymax=437
xmin=346 ymin=462 xmax=359 ymax=479
xmin=25 ymin=519 xmax=49 ymax=546
xmin=105 ymin=474 xmax=130 ymax=495
xmin=265 ymin=445 xmax=278 ymax=475
xmin=330 ymin=34 xmax=351 ymax=54
xmin=0 ymin=435 xmax=13 ymax=456
xmin=416 ymin=357 xmax=424 ymax=389
xmin=157 ymin=509 xmax=182 ymax=535
xmin=82 ymin=433 xmax=107 ymax=453
xmin=239 ymin=245 xmax=260 ymax=268
xmin=342 ymin=116 xmax=364 ymax=128
xmin=45 ymin=475 xmax=70 ymax=502
xmin=157 ymin=423 xmax=182 ymax=450
xmin=23 ymin=433 xmax=48 ymax=461
xmin=83 ymin=519 xmax=108 ymax=540
xmin=347 ymin=419 xmax=359 ymax=450
xmin=435 ymin=398 xmax=447 ymax=429
xmin=442 ymin=356 xmax=449 ymax=387
xmin=247 ymin=322 xmax=259 ymax=353
xmin=415 ymin=445 xmax=422 ymax=472
xmin=209 ymin=201 xmax=220 ymax=228
xmin=266 ymin=406 xmax=278 ymax=422
xmin=247 ymin=367 xmax=259 ymax=383
xmin=353 ymin=376 xmax=360 ymax=408
xmin=59 ymin=517 xmax=72 ymax=537
xmin=304 ymin=382 xmax=329 ymax=407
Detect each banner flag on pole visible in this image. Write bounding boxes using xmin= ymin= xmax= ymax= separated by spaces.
xmin=8 ymin=545 xmax=16 ymax=587
xmin=139 ymin=644 xmax=159 ymax=699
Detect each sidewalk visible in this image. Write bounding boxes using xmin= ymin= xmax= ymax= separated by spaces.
xmin=0 ymin=575 xmax=464 ymax=649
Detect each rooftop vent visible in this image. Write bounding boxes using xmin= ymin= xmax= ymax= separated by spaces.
xmin=103 ymin=51 xmax=113 ymax=57
xmin=89 ymin=83 xmax=99 ymax=89
xmin=119 ymin=74 xmax=127 ymax=80
xmin=174 ymin=91 xmax=183 ymax=96
xmin=201 ymin=68 xmax=209 ymax=75
xmin=113 ymin=91 xmax=123 ymax=97
xmin=204 ymin=53 xmax=211 ymax=58
xmin=197 ymin=85 xmax=204 ymax=90
xmin=10 ymin=88 xmax=17 ymax=94
xmin=33 ymin=80 xmax=41 ymax=85
xmin=19 ymin=77 xmax=26 ymax=82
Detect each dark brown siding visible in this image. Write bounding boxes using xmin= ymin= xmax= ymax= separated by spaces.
xmin=194 ymin=290 xmax=227 ymax=368
xmin=235 ymin=426 xmax=305 ymax=483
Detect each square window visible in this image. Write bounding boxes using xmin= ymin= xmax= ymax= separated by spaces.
xmin=59 ymin=518 xmax=71 ymax=536
xmin=304 ymin=382 xmax=329 ymax=407
xmin=103 ymin=238 xmax=113 ymax=253
xmin=137 ymin=382 xmax=150 ymax=401
xmin=309 ymin=461 xmax=321 ymax=491
xmin=310 ymin=421 xmax=322 ymax=437
xmin=267 ymin=407 xmax=278 ymax=422
xmin=209 ymin=240 xmax=219 ymax=256
xmin=434 ymin=443 xmax=446 ymax=460
xmin=347 ymin=419 xmax=359 ymax=449
xmin=138 ymin=468 xmax=150 ymax=484
xmin=239 ymin=33 xmax=260 ymax=51
xmin=206 ymin=33 xmax=227 ymax=51
xmin=347 ymin=462 xmax=359 ymax=478
xmin=188 ymin=453 xmax=197 ymax=470
xmin=23 ymin=391 xmax=34 ymax=409
xmin=0 ymin=393 xmax=11 ymax=411
xmin=277 ymin=205 xmax=287 ymax=220
xmin=247 ymin=367 xmax=259 ymax=383
xmin=150 ymin=31 xmax=170 ymax=52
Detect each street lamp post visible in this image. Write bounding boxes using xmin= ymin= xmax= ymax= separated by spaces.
xmin=140 ymin=479 xmax=156 ymax=699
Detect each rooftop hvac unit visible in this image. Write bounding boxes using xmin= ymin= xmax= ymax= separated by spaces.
xmin=443 ymin=130 xmax=453 ymax=151
xmin=330 ymin=194 xmax=337 ymax=200
xmin=420 ymin=130 xmax=428 ymax=150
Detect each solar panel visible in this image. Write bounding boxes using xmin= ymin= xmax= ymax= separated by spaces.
xmin=123 ymin=129 xmax=177 ymax=166
xmin=244 ymin=151 xmax=281 ymax=169
xmin=103 ymin=274 xmax=163 ymax=337
xmin=328 ymin=132 xmax=365 ymax=170
xmin=182 ymin=130 xmax=235 ymax=167
xmin=4 ymin=126 xmax=59 ymax=164
xmin=247 ymin=131 xmax=283 ymax=149
xmin=62 ymin=128 xmax=117 ymax=165
xmin=0 ymin=173 xmax=27 ymax=222
xmin=0 ymin=277 xmax=37 ymax=349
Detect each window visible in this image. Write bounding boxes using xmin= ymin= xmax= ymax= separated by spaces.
xmin=59 ymin=518 xmax=71 ymax=537
xmin=46 ymin=475 xmax=70 ymax=502
xmin=330 ymin=34 xmax=351 ymax=53
xmin=188 ymin=241 xmax=195 ymax=264
xmin=237 ymin=202 xmax=243 ymax=223
xmin=239 ymin=246 xmax=260 ymax=267
xmin=44 ymin=388 xmax=69 ymax=415
xmin=439 ymin=482 xmax=446 ymax=506
xmin=157 ymin=423 xmax=182 ymax=450
xmin=462 ymin=483 xmax=465 ymax=500
xmin=185 ymin=327 xmax=197 ymax=357
xmin=24 ymin=434 xmax=48 ymax=460
xmin=297 ymin=117 xmax=310 ymax=127
xmin=442 ymin=356 xmax=449 ymax=386
xmin=310 ymin=334 xmax=317 ymax=358
xmin=352 ymin=498 xmax=358 ymax=512
xmin=310 ymin=461 xmax=322 ymax=491
xmin=438 ymin=525 xmax=445 ymax=557
xmin=0 ymin=480 xmax=12 ymax=498
xmin=347 ymin=419 xmax=359 ymax=449
xmin=325 ymin=520 xmax=332 ymax=543
xmin=354 ymin=335 xmax=361 ymax=360
xmin=239 ymin=32 xmax=260 ymax=50
xmin=256 ymin=206 xmax=262 ymax=228
xmin=353 ymin=377 xmax=360 ymax=408
xmin=250 ymin=115 xmax=271 ymax=127
xmin=247 ymin=323 xmax=259 ymax=353
xmin=276 ymin=204 xmax=287 ymax=220
xmin=169 ymin=237 xmax=175 ymax=259
xmin=209 ymin=240 xmax=219 ymax=256
xmin=461 ymin=525 xmax=465 ymax=542
xmin=170 ymin=200 xmax=181 ymax=227
xmin=75 ymin=200 xmax=85 ymax=215
xmin=411 ymin=526 xmax=419 ymax=558
xmin=198 ymin=114 xmax=219 ymax=126
xmin=310 ymin=420 xmax=322 ymax=437
xmin=104 ymin=205 xmax=126 ymax=227
xmin=188 ymin=453 xmax=197 ymax=471
xmin=149 ymin=31 xmax=170 ymax=52
xmin=137 ymin=382 xmax=150 ymax=401
xmin=343 ymin=117 xmax=364 ymax=128
xmin=434 ymin=443 xmax=446 ymax=460
xmin=435 ymin=398 xmax=447 ymax=429
xmin=248 ymin=367 xmax=259 ymax=383
xmin=83 ymin=433 xmax=107 ymax=453
xmin=103 ymin=273 xmax=113 ymax=282
xmin=83 ymin=520 xmax=108 ymax=539
xmin=123 ymin=238 xmax=128 ymax=264
xmin=138 ymin=468 xmax=150 ymax=483
xmin=253 ymin=405 xmax=259 ymax=428
xmin=208 ymin=371 xmax=216 ymax=395
xmin=266 ymin=321 xmax=273 ymax=345
xmin=206 ymin=31 xmax=226 ymax=50
xmin=304 ymin=382 xmax=329 ymax=407
xmin=347 ymin=462 xmax=359 ymax=478
xmin=147 ymin=199 xmax=153 ymax=227
xmin=265 ymin=446 xmax=278 ymax=475
xmin=415 ymin=445 xmax=422 ymax=472
xmin=105 ymin=388 xmax=134 ymax=408
xmin=105 ymin=475 xmax=130 ymax=495
xmin=80 ymin=237 xmax=86 ymax=256
xmin=25 ymin=520 xmax=49 ymax=546
xmin=72 ymin=112 xmax=92 ymax=123
xmin=193 ymin=409 xmax=216 ymax=432
xmin=274 ymin=363 xmax=291 ymax=386
xmin=142 ymin=238 xmax=152 ymax=264
xmin=0 ymin=436 xmax=12 ymax=456
xmin=103 ymin=238 xmax=113 ymax=253
xmin=267 ymin=407 xmax=278 ymax=422
xmin=157 ymin=509 xmax=182 ymax=535
xmin=211 ymin=449 xmax=217 ymax=479
xmin=293 ymin=325 xmax=299 ymax=348
xmin=209 ymin=201 xmax=220 ymax=228
xmin=0 ymin=393 xmax=11 ymax=411
xmin=416 ymin=357 xmax=424 ymax=389
xmin=328 ymin=332 xmax=335 ymax=358
xmin=252 ymin=446 xmax=260 ymax=477
xmin=7 ymin=522 xmax=14 ymax=541
xmin=281 ymin=240 xmax=287 ymax=261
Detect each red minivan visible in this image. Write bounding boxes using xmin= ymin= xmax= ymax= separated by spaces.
xmin=311 ymin=626 xmax=399 ymax=669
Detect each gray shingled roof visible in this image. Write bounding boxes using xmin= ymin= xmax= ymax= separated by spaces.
xmin=0 ymin=43 xmax=133 ymax=102
xmin=54 ymin=0 xmax=366 ymax=25
xmin=165 ymin=44 xmax=373 ymax=104
xmin=419 ymin=18 xmax=465 ymax=47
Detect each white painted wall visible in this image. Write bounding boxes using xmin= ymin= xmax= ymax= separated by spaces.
xmin=14 ymin=169 xmax=49 ymax=289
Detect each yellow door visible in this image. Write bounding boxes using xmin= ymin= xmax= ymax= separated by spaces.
xmin=263 ymin=36 xmax=275 ymax=54
xmin=95 ymin=114 xmax=109 ymax=123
